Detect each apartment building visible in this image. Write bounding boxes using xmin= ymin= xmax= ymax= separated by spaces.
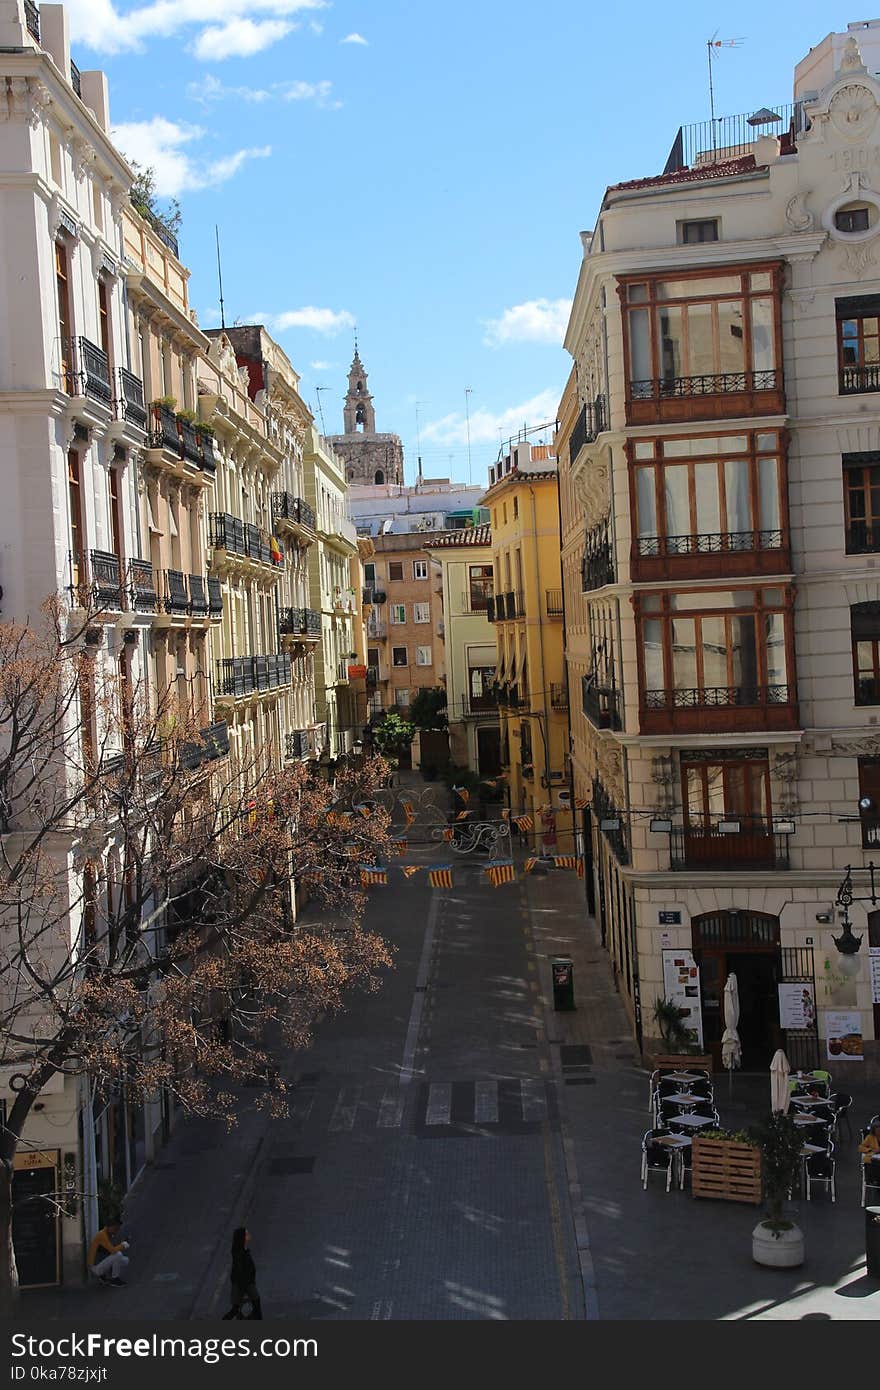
xmin=560 ymin=22 xmax=880 ymax=1076
xmin=364 ymin=533 xmax=444 ymax=723
xmin=349 ymin=476 xmax=487 ymax=537
xmin=481 ymin=442 xmax=571 ymax=847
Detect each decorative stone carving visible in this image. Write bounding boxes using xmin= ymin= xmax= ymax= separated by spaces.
xmin=841 ymin=239 xmax=877 ymax=278
xmin=832 ymin=736 xmax=880 ymax=757
xmin=651 ymin=754 xmax=677 ymax=814
xmin=785 ymin=192 xmax=814 ymax=231
xmin=772 ymin=750 xmax=801 ymax=815
xmin=829 ymin=84 xmax=878 ymax=142
xmin=840 ymin=35 xmax=866 ymax=73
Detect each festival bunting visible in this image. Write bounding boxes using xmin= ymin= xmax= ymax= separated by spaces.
xmin=402 ymin=801 xmax=415 ymax=826
xmin=553 ymin=855 xmax=578 ymax=871
xmin=442 ymin=827 xmax=454 ymax=842
xmin=359 ymin=866 xmax=388 ymax=886
xmin=453 ymin=786 xmax=470 ymax=805
xmin=514 ymin=814 xmax=533 ymax=832
xmin=501 ymin=808 xmax=511 ymax=822
xmin=401 ymin=865 xmax=421 ymax=879
xmin=577 ymin=858 xmax=585 ymax=879
xmin=485 ymin=861 xmax=516 ymax=887
xmin=574 ymin=795 xmax=589 ymax=810
xmin=393 ymin=839 xmax=408 ymax=855
xmin=428 ymin=866 xmax=453 ymax=889
xmin=524 ymin=857 xmax=539 ymax=874
xmin=456 ymin=810 xmax=470 ymax=821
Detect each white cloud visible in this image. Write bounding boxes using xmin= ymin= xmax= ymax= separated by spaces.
xmin=309 ymin=360 xmax=333 ymax=370
xmin=422 ymin=388 xmax=560 ymax=447
xmin=262 ymin=307 xmax=355 ymax=336
xmin=282 ymin=80 xmax=340 ymax=107
xmin=188 ymin=73 xmax=339 ymax=107
xmin=483 ymin=297 xmax=573 ymax=347
xmin=112 ymin=115 xmax=270 ymax=195
xmin=193 ymin=17 xmax=293 ymax=60
xmin=341 ymin=31 xmax=368 ymax=44
xmin=63 ymin=0 xmax=327 ymax=57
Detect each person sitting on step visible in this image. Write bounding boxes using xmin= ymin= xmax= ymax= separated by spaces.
xmin=88 ymin=1219 xmax=130 ymax=1286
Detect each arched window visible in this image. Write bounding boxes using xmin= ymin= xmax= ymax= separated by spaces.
xmin=375 ymin=470 xmax=384 ymax=485
xmin=357 ymin=380 xmax=363 ymax=392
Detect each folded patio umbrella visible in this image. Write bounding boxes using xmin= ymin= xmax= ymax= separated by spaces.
xmin=770 ymin=1048 xmax=791 ymax=1114
xmin=722 ymin=972 xmax=742 ymax=1095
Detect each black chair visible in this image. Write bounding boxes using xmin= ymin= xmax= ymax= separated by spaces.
xmin=830 ymin=1092 xmax=853 ymax=1137
xmin=641 ymin=1128 xmax=674 ymax=1192
xmin=805 ymin=1150 xmax=836 ymax=1202
xmin=800 ymin=1121 xmax=832 ymax=1149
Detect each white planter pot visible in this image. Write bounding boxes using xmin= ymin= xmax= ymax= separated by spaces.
xmin=752 ymin=1221 xmax=805 ymax=1268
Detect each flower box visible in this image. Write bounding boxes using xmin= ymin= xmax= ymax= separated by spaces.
xmin=692 ymin=1136 xmax=762 ymax=1205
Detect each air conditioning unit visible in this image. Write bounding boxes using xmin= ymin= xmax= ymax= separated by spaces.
xmin=418 ymin=516 xmax=436 ymax=530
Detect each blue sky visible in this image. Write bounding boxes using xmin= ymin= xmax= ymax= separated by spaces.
xmin=67 ymin=0 xmax=849 ymax=483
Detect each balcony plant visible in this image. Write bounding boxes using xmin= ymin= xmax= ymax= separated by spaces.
xmin=750 ymin=1112 xmax=805 ymax=1267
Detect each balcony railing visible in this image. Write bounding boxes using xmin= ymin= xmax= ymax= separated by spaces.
xmin=840 ymin=364 xmax=880 ymax=395
xmin=286 ymin=729 xmax=313 ymax=760
xmin=69 ymin=60 xmax=81 ymax=98
xmin=149 ymin=402 xmax=183 ymax=455
xmin=336 ymin=661 xmax=351 ymax=683
xmin=644 ymin=684 xmax=794 ymax=711
xmin=861 ymin=818 xmax=880 ymax=849
xmin=669 ymin=821 xmax=789 ymax=871
xmin=487 ymin=595 xmax=498 ymax=622
xmin=116 ymin=367 xmax=147 ymax=428
xmin=209 ymin=513 xmax=282 ymax=569
xmin=636 ymin=529 xmax=784 ymax=557
xmin=463 ymin=686 xmax=498 ymax=717
xmin=546 ymin=589 xmax=563 ymax=617
xmin=188 ymin=573 xmax=208 ymax=616
xmin=134 ymin=198 xmax=179 ymax=259
xmin=127 ymin=557 xmax=157 ymax=612
xmin=592 ymin=777 xmax=629 ymax=866
xmin=278 ymin=606 xmax=321 ymax=639
xmin=582 ymin=677 xmax=621 ymax=730
xmin=367 ymin=618 xmax=386 ymax=639
xmin=366 ymin=665 xmax=379 ymax=686
xmin=631 ymin=369 xmax=781 ymax=401
xmin=568 ymin=395 xmax=607 ymax=464
xmin=69 ymin=337 xmax=112 ymax=406
xmin=207 ymin=574 xmax=223 ymax=617
xmin=24 ymin=0 xmax=39 ymax=41
xmin=550 ymin=682 xmax=568 ymax=710
xmin=214 ymin=654 xmax=292 ymax=698
xmin=179 ymin=417 xmax=201 ymax=465
xmin=200 ymin=432 xmax=217 ymax=471
xmin=846 ymin=523 xmax=880 ymax=555
xmin=272 ymin=493 xmax=316 ymax=532
xmin=582 ymin=518 xmax=614 ymax=591
xmin=495 ymin=682 xmax=524 ymax=710
xmin=663 ymin=101 xmax=804 ymax=174
xmin=89 ymin=550 xmax=122 ymax=610
xmin=462 ymin=585 xmax=493 ymax=613
xmin=162 ymin=569 xmax=189 ymax=615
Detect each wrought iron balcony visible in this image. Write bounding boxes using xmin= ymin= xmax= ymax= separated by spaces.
xmin=24 ymin=0 xmax=39 ymax=41
xmin=180 ymin=721 xmax=230 ymax=770
xmin=162 ymin=569 xmax=189 ymax=615
xmin=462 ymin=690 xmax=498 ymax=717
xmin=279 ymin=606 xmax=321 ymax=639
xmin=336 ymin=661 xmax=351 ymax=683
xmin=367 ymin=618 xmax=386 ymax=639
xmin=636 ymin=529 xmax=784 ymax=558
xmin=861 ymin=818 xmax=880 ymax=849
xmin=550 ymin=682 xmax=568 ymax=710
xmin=286 ymin=729 xmax=313 ymax=760
xmin=209 ymin=513 xmax=280 ymax=568
xmin=568 ymin=394 xmax=607 ymax=464
xmin=582 ymin=677 xmax=621 ymax=730
xmin=366 ymin=665 xmax=379 ymax=686
xmin=127 ymin=557 xmax=157 ymax=612
xmin=546 ymin=589 xmax=563 ymax=617
xmin=188 ymin=573 xmax=208 ymax=616
xmin=89 ymin=550 xmax=122 ymax=610
xmin=200 ymin=432 xmax=217 ymax=471
xmin=487 ymin=595 xmax=498 ymax=622
xmin=582 ymin=518 xmax=614 ymax=591
xmin=133 ymin=197 xmax=179 ymax=259
xmin=669 ymin=820 xmax=789 ymax=871
xmin=179 ymin=417 xmax=201 ymax=465
xmin=840 ymin=364 xmax=880 ymax=395
xmin=75 ymin=337 xmax=112 ymax=406
xmin=631 ymin=369 xmax=781 ymax=401
xmin=149 ymin=402 xmax=183 ymax=456
xmin=463 ymin=582 xmax=493 ymax=613
xmin=69 ymin=61 xmax=81 ymax=98
xmin=644 ymin=684 xmax=794 ymax=711
xmin=272 ymin=492 xmax=316 ymax=532
xmin=116 ymin=367 xmax=147 ymax=429
xmin=592 ymin=777 xmax=629 ymax=866
xmin=207 ymin=574 xmax=223 ymax=617
xmin=214 ymin=654 xmax=292 ymax=698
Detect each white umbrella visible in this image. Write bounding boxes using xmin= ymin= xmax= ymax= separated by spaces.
xmin=770 ymin=1048 xmax=791 ymax=1114
xmin=721 ymin=972 xmax=742 ymax=1096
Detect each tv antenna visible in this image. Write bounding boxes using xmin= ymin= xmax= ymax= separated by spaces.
xmin=315 ymin=385 xmax=330 ymax=436
xmin=215 ymin=225 xmax=226 ymax=330
xmin=707 ymin=33 xmax=745 ymax=142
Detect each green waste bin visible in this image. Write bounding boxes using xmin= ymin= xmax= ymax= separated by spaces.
xmin=552 ymin=957 xmax=575 ymax=1011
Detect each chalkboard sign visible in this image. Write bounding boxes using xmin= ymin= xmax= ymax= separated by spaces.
xmin=12 ymin=1150 xmax=60 ymax=1288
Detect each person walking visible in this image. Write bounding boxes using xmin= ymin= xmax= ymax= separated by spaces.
xmin=222 ymin=1228 xmax=262 ymax=1320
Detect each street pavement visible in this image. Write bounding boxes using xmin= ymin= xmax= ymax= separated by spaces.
xmin=18 ymin=785 xmax=880 ymax=1320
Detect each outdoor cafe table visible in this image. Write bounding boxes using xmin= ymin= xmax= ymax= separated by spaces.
xmin=653 ymin=1134 xmax=692 ymax=1185
xmin=792 ymin=1114 xmax=827 ymax=1128
xmin=664 ymin=1093 xmax=704 ymax=1111
xmin=667 ymin=1113 xmax=716 ymax=1131
xmin=664 ymin=1071 xmax=706 ymax=1087
xmin=791 ymin=1096 xmax=832 ymax=1111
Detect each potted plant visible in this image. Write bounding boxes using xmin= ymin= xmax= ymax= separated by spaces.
xmin=653 ymin=996 xmax=697 ymax=1054
xmin=750 ymin=1111 xmax=805 ymax=1268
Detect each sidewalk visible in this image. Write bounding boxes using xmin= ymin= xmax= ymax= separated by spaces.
xmin=523 ymin=862 xmax=880 ymax=1321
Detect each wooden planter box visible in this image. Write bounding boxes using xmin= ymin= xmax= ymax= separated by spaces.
xmin=650 ymin=1053 xmax=714 ymax=1074
xmin=692 ymin=1137 xmax=762 ymax=1204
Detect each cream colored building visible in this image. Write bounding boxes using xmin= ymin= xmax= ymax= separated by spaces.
xmin=561 ymin=22 xmax=880 ymax=1076
xmin=425 ymin=525 xmax=500 ymax=776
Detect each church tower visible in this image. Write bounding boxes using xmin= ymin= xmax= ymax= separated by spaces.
xmin=343 ymin=349 xmax=376 ymax=434
xmin=327 ymin=345 xmax=404 ymax=487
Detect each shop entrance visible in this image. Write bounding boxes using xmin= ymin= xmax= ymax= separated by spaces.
xmin=692 ymin=910 xmax=782 ymax=1070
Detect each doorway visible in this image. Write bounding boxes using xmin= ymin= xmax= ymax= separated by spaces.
xmin=476 ymin=725 xmax=501 ymax=777
xmin=692 ymin=910 xmax=782 ymax=1070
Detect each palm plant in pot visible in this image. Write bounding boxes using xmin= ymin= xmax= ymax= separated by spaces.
xmin=751 ymin=1111 xmax=805 ymax=1268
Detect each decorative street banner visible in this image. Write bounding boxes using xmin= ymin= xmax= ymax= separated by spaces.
xmin=485 ymin=862 xmax=516 ymax=887
xmin=553 ymin=855 xmax=578 ymax=870
xmin=442 ymin=827 xmax=454 ymax=841
xmin=402 ymin=801 xmax=415 ymax=826
xmin=514 ymin=815 xmax=533 ymax=832
xmin=577 ymin=858 xmax=585 ymax=879
xmin=778 ymin=982 xmax=816 ymax=1031
xmin=401 ymin=865 xmax=421 ymax=879
xmin=428 ymin=866 xmax=453 ymax=889
xmin=825 ymin=1009 xmax=864 ymax=1061
xmin=393 ymin=839 xmax=408 ymax=854
xmin=574 ymin=794 xmax=589 ymax=809
xmin=360 ymin=866 xmax=388 ymax=886
xmin=870 ymin=946 xmax=880 ymax=1005
xmin=524 ymin=857 xmax=538 ymax=874
xmin=456 ymin=810 xmax=470 ymax=821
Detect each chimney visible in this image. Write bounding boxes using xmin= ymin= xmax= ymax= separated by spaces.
xmin=39 ymin=5 xmax=71 ymax=83
xmin=0 ymin=0 xmax=28 ymax=48
xmin=80 ymin=70 xmax=109 ymax=131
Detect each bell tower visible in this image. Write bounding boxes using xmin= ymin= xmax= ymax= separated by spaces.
xmin=343 ymin=348 xmax=376 ymax=434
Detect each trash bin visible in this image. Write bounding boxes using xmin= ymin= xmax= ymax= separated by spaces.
xmin=551 ymin=957 xmax=575 ymax=1011
xmin=866 ymin=1205 xmax=880 ymax=1279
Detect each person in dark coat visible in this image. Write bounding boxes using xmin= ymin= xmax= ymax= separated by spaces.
xmin=222 ymin=1227 xmax=262 ymax=1319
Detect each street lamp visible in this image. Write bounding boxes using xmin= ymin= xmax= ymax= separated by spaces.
xmin=834 ymin=864 xmax=866 ymax=976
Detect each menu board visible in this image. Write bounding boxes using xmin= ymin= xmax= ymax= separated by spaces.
xmin=870 ymin=947 xmax=880 ymax=1006
xmin=779 ymin=982 xmax=816 ymax=1031
xmin=12 ymin=1150 xmax=60 ymax=1288
xmin=825 ymin=1010 xmax=864 ymax=1062
xmin=661 ymin=948 xmax=704 ymax=1047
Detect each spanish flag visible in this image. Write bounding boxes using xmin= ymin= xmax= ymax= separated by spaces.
xmin=524 ymin=857 xmax=539 ymax=874
xmin=485 ymin=861 xmax=515 ymax=887
xmin=553 ymin=855 xmax=578 ymax=871
xmin=514 ymin=814 xmax=533 ymax=832
xmin=429 ymin=865 xmax=453 ymax=889
xmin=360 ymin=866 xmax=388 ymax=886
xmin=393 ymin=838 xmax=408 ymax=855
xmin=402 ymin=801 xmax=415 ymax=826
xmin=401 ymin=865 xmax=421 ymax=879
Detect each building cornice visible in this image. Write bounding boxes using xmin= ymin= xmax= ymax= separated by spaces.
xmin=125 ymin=272 xmax=207 ymax=352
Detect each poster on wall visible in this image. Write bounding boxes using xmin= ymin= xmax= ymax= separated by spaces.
xmin=825 ymin=1010 xmax=864 ymax=1062
xmin=661 ymin=948 xmax=704 ymax=1048
xmin=778 ymin=982 xmax=816 ymax=1031
xmin=870 ymin=946 xmax=880 ymax=1006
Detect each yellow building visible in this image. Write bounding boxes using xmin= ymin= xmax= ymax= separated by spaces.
xmin=480 ymin=442 xmax=571 ymax=849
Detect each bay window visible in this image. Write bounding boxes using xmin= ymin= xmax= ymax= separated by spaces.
xmin=843 ymin=454 xmax=880 ymax=553
xmin=837 ymin=295 xmax=880 ymax=394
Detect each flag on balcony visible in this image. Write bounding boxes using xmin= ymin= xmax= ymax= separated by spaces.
xmin=429 ymin=865 xmax=453 ymax=889
xmin=442 ymin=827 xmax=454 ymax=841
xmin=393 ymin=838 xmax=408 ymax=855
xmin=270 ymin=535 xmax=283 ymax=563
xmin=514 ymin=814 xmax=533 ymax=832
xmin=485 ymin=861 xmax=515 ymax=887
xmin=360 ymin=865 xmax=388 ymax=886
xmin=401 ymin=865 xmax=421 ymax=879
xmin=453 ymin=786 xmax=470 ymax=805
xmin=456 ymin=810 xmax=470 ymax=821
xmin=553 ymin=855 xmax=578 ymax=871
xmin=402 ymin=800 xmax=415 ymax=825
xmin=524 ymin=857 xmax=539 ymax=874
xmin=574 ymin=794 xmax=589 ymax=809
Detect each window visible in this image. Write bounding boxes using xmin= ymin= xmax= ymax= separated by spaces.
xmin=859 ymin=758 xmax=880 ymax=847
xmin=631 ymin=430 xmax=785 ymax=559
xmin=503 ymin=502 xmax=508 ymax=525
xmin=679 ymin=219 xmax=719 ymax=244
xmin=414 ymin=602 xmax=430 ymax=623
xmin=468 ymin=564 xmax=493 ymax=611
xmin=108 ymin=468 xmax=123 ymax=563
xmin=392 ymin=647 xmax=408 ymax=667
xmin=413 ymin=559 xmax=428 ymax=580
xmin=681 ymin=748 xmax=770 ymax=828
xmin=394 ymin=688 xmax=410 ymax=707
xmin=97 ymin=277 xmax=111 ymax=365
xmin=837 ymin=295 xmax=880 ymax=393
xmin=416 ymin=646 xmax=432 ymax=666
xmin=835 ymin=204 xmax=872 ymax=234
xmin=843 ymin=453 xmax=880 ymax=552
xmin=520 ymin=720 xmax=533 ymax=769
xmin=468 ymin=665 xmax=496 ymax=711
xmin=621 ymin=266 xmax=780 ymax=405
xmin=364 ymin=562 xmax=376 ymax=583
xmin=391 ymin=603 xmax=406 ymax=624
xmin=55 ymin=240 xmax=73 ymax=391
xmin=389 ymin=562 xmax=404 ymax=581
xmin=375 ymin=470 xmax=384 ymax=484
xmin=67 ymin=449 xmax=84 ymax=589
xmin=852 ymin=603 xmax=880 ymax=704
xmin=513 ymin=496 xmax=519 ymax=520
xmin=637 ymin=587 xmax=792 ymax=708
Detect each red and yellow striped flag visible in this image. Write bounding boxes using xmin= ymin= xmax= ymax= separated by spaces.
xmin=429 ymin=865 xmax=453 ymax=889
xmin=453 ymin=786 xmax=470 ymax=805
xmin=402 ymin=801 xmax=415 ymax=826
xmin=359 ymin=866 xmax=388 ymax=887
xmin=514 ymin=814 xmax=533 ymax=832
xmin=553 ymin=855 xmax=578 ymax=871
xmin=577 ymin=858 xmax=585 ymax=879
xmin=524 ymin=857 xmax=539 ymax=874
xmin=442 ymin=827 xmax=454 ymax=842
xmin=574 ymin=794 xmax=588 ymax=810
xmin=485 ymin=861 xmax=515 ymax=887
xmin=393 ymin=838 xmax=408 ymax=855
xmin=456 ymin=810 xmax=470 ymax=821
xmin=401 ymin=865 xmax=421 ymax=879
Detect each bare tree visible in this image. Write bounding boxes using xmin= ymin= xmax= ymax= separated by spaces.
xmin=0 ymin=600 xmax=393 ymax=1299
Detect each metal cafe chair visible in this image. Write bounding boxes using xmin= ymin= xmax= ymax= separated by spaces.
xmin=805 ymin=1147 xmax=836 ymax=1203
xmin=641 ymin=1129 xmax=675 ymax=1193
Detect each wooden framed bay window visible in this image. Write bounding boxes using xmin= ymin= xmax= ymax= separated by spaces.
xmin=673 ymin=747 xmax=784 ymax=870
xmin=617 ymin=263 xmax=784 ymax=424
xmin=636 ymin=585 xmax=799 ymax=733
xmin=843 ymin=453 xmax=880 ymax=554
xmin=630 ymin=428 xmax=789 ymax=580
xmin=837 ymin=295 xmax=880 ymax=395
xmin=852 ymin=602 xmax=880 ymax=705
